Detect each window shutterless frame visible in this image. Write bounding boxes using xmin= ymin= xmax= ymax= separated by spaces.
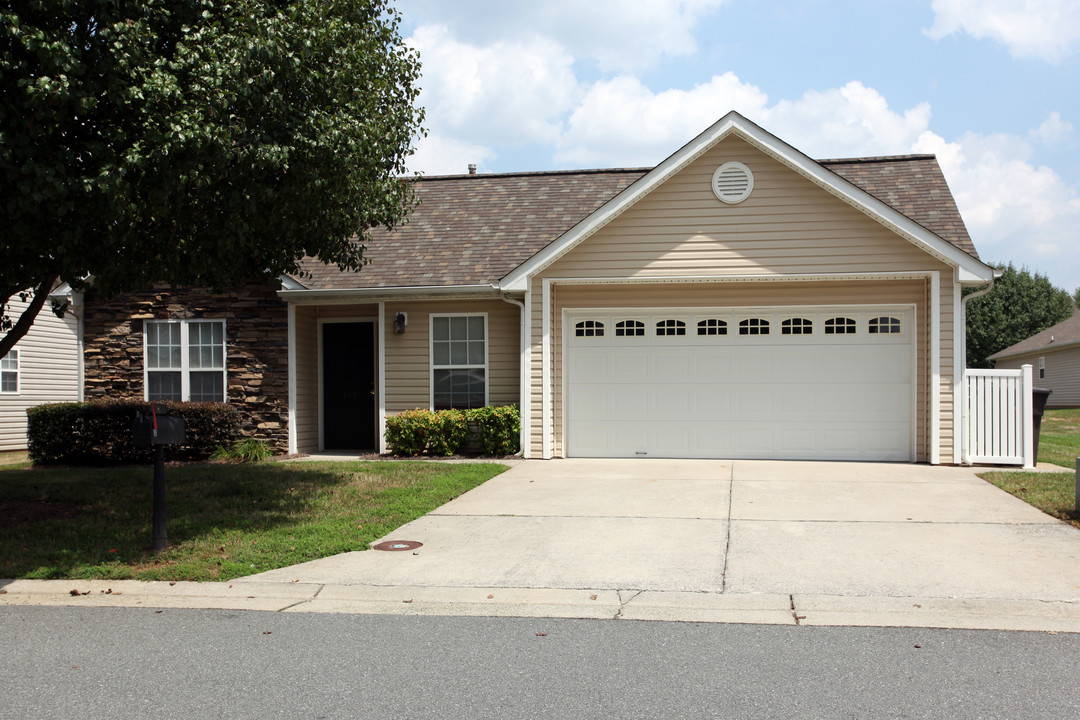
xmin=430 ymin=313 xmax=488 ymax=410
xmin=0 ymin=348 xmax=18 ymax=394
xmin=143 ymin=319 xmax=227 ymax=402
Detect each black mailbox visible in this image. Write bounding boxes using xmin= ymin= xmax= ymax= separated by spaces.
xmin=133 ymin=403 xmax=186 ymax=447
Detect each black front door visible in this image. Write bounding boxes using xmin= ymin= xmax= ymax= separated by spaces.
xmin=322 ymin=322 xmax=376 ymax=451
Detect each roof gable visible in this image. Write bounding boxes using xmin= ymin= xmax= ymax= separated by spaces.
xmin=501 ymin=111 xmax=991 ymax=290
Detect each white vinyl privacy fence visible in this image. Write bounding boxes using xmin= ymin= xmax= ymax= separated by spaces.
xmin=962 ymin=364 xmax=1034 ymax=468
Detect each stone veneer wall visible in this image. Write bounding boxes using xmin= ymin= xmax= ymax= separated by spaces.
xmin=82 ymin=280 xmax=290 ymax=452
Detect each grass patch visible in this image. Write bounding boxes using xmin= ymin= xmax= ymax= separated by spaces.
xmin=0 ymin=451 xmax=31 ymax=471
xmin=980 ymin=409 xmax=1080 ymax=530
xmin=982 ymin=471 xmax=1079 ymax=530
xmin=1036 ymin=408 xmax=1080 ymax=469
xmin=0 ymin=460 xmax=506 ymax=581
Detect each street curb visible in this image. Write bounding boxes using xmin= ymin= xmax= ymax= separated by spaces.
xmin=4 ymin=578 xmax=1080 ymax=633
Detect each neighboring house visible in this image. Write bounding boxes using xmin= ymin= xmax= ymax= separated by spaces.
xmin=82 ymin=111 xmax=995 ymax=463
xmin=0 ymin=286 xmax=83 ymax=452
xmin=988 ymin=311 xmax=1080 ymax=407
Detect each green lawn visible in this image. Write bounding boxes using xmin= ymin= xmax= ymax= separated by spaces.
xmin=981 ymin=408 xmax=1080 ymax=529
xmin=0 ymin=460 xmax=506 ymax=581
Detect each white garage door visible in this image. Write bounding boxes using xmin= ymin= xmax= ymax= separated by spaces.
xmin=566 ymin=306 xmax=914 ymax=461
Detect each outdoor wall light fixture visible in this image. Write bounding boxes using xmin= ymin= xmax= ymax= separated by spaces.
xmin=393 ymin=312 xmax=408 ymax=334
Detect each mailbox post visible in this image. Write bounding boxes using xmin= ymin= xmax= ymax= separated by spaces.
xmin=133 ymin=403 xmax=186 ymax=552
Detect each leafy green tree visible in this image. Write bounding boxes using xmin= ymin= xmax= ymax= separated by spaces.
xmin=966 ymin=263 xmax=1074 ymax=368
xmin=1 ymin=0 xmax=424 ymax=357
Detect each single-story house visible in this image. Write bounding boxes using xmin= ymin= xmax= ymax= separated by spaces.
xmin=989 ymin=311 xmax=1080 ymax=407
xmin=0 ymin=286 xmax=83 ymax=452
xmin=81 ymin=111 xmax=996 ymax=463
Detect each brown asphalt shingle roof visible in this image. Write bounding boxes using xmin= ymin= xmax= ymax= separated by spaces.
xmin=988 ymin=311 xmax=1080 ymax=360
xmin=822 ymin=155 xmax=978 ymax=257
xmin=296 ymin=155 xmax=977 ymax=290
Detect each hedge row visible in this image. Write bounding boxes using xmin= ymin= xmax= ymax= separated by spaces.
xmin=27 ymin=400 xmax=241 ymax=465
xmin=385 ymin=405 xmax=520 ymax=457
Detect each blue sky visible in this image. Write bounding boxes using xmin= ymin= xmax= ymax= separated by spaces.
xmin=395 ymin=0 xmax=1080 ymax=295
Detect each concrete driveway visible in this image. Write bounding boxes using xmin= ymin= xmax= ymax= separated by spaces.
xmin=236 ymin=458 xmax=1080 ymax=631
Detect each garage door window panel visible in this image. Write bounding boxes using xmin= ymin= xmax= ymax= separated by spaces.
xmin=781 ymin=318 xmax=813 ymax=335
xmin=575 ymin=320 xmax=605 ymax=337
xmin=615 ymin=320 xmax=645 ymax=337
xmin=656 ymin=319 xmax=687 ymax=336
xmin=697 ymin=319 xmax=728 ymax=336
xmin=432 ymin=315 xmax=487 ymax=410
xmin=739 ymin=318 xmax=770 ymax=336
xmin=869 ymin=316 xmax=902 ymax=334
xmin=825 ymin=317 xmax=857 ymax=335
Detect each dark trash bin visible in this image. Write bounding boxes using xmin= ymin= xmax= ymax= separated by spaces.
xmin=1032 ymin=387 xmax=1052 ymax=462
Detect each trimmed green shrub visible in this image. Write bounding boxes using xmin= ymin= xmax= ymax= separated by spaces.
xmin=27 ymin=400 xmax=241 ymax=465
xmin=467 ymin=405 xmax=520 ymax=455
xmin=385 ymin=405 xmax=520 ymax=457
xmin=385 ymin=408 xmax=470 ymax=456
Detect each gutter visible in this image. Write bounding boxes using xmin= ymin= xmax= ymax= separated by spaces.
xmin=496 ymin=287 xmax=528 ymax=457
xmin=278 ymin=284 xmax=516 ymax=304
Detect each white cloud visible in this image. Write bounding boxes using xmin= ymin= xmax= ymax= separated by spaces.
xmin=555 ymin=77 xmax=933 ymax=167
xmin=556 ymin=73 xmax=768 ymax=167
xmin=926 ymin=0 xmax=1080 ymax=62
xmin=399 ymin=0 xmax=728 ymax=72
xmin=1029 ymin=111 xmax=1074 ymax=145
xmin=407 ymin=133 xmax=496 ymax=177
xmin=915 ymin=128 xmax=1080 ymax=291
xmin=407 ymin=25 xmax=579 ymax=148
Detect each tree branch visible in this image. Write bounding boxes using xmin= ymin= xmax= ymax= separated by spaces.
xmin=0 ymin=275 xmax=60 ymax=359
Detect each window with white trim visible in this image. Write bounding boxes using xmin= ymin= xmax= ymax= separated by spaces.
xmin=0 ymin=349 xmax=18 ymax=394
xmin=145 ymin=320 xmax=226 ymax=402
xmin=432 ymin=315 xmax=487 ymax=410
xmin=1039 ymin=356 xmax=1046 ymax=380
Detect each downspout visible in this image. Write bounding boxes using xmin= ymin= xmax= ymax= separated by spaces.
xmin=497 ymin=288 xmax=526 ymax=457
xmin=959 ymin=271 xmax=1000 ymax=464
xmin=72 ymin=290 xmax=85 ymax=402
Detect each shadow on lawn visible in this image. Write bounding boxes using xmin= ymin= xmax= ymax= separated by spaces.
xmin=0 ymin=461 xmax=356 ymax=580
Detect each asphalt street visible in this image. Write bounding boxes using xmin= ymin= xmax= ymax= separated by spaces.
xmin=3 ymin=605 xmax=1080 ymax=719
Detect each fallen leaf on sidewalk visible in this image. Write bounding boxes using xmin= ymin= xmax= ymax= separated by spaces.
xmin=590 ymin=595 xmax=597 ymax=600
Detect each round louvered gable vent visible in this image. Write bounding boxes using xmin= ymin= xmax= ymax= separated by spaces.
xmin=711 ymin=162 xmax=754 ymax=204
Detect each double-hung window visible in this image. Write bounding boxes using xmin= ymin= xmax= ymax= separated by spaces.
xmin=145 ymin=320 xmax=227 ymax=402
xmin=0 ymin=349 xmax=18 ymax=394
xmin=431 ymin=315 xmax=487 ymax=410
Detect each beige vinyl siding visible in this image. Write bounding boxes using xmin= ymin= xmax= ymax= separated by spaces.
xmin=527 ymin=135 xmax=960 ymax=460
xmin=995 ymin=347 xmax=1080 ymax=408
xmin=384 ymin=299 xmax=520 ymax=415
xmin=0 ymin=295 xmax=80 ymax=451
xmin=293 ymin=305 xmax=319 ymax=453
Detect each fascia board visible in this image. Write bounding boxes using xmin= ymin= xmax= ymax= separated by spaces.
xmin=500 ymin=111 xmax=994 ymax=291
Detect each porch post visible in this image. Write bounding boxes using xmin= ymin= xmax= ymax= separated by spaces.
xmin=1022 ymin=363 xmax=1034 ymax=469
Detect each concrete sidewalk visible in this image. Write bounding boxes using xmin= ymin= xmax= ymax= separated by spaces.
xmin=4 ymin=459 xmax=1080 ymax=632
